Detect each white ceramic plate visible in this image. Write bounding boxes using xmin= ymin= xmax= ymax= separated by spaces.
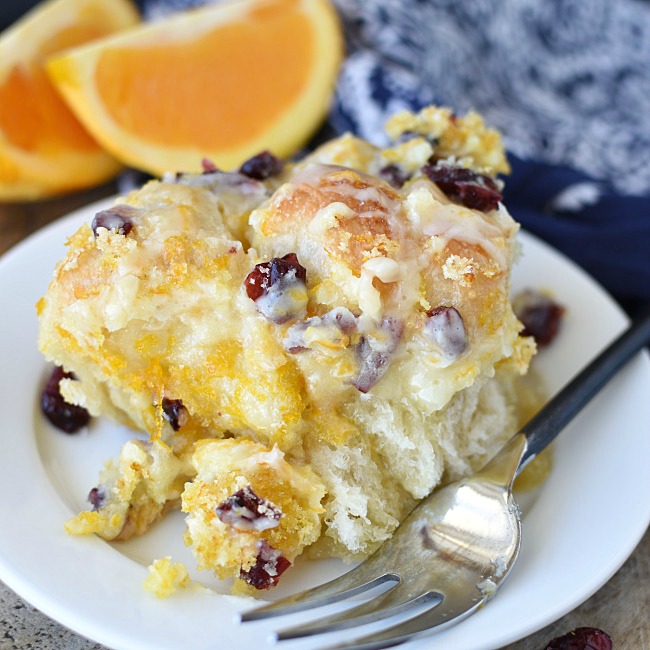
xmin=0 ymin=200 xmax=648 ymax=650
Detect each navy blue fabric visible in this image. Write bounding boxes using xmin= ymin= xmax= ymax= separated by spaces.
xmin=503 ymin=156 xmax=650 ymax=308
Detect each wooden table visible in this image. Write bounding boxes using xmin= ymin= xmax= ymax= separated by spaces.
xmin=0 ymin=188 xmax=648 ymax=650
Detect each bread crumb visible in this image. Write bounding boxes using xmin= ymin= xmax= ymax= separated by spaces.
xmin=442 ymin=254 xmax=475 ymax=286
xmin=64 ymin=511 xmax=107 ymax=535
xmin=143 ymin=557 xmax=191 ymax=598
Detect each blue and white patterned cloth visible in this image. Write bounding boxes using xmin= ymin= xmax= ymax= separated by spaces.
xmin=147 ymin=0 xmax=650 ymax=310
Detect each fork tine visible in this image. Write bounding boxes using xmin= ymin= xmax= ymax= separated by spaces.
xmin=318 ymin=594 xmax=486 ymax=650
xmin=276 ymin=583 xmax=441 ymax=640
xmin=239 ymin=561 xmax=399 ymax=622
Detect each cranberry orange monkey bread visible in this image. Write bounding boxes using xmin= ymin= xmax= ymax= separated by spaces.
xmin=37 ymin=105 xmax=537 ymax=593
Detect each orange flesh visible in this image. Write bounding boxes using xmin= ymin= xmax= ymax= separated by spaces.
xmin=0 ymin=64 xmax=99 ymax=152
xmin=0 ymin=24 xmax=109 ymax=153
xmin=95 ymin=3 xmax=313 ymax=150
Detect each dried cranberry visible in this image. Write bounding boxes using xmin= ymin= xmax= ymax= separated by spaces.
xmin=422 ymin=162 xmax=502 ymax=212
xmin=269 ymin=253 xmax=306 ymax=285
xmin=91 ymin=205 xmax=136 ymax=237
xmin=40 ymin=366 xmax=91 ymax=434
xmin=161 ymin=397 xmax=189 ymax=431
xmin=244 ymin=254 xmax=308 ymax=323
xmin=244 ymin=253 xmax=306 ymax=302
xmin=239 ymin=151 xmax=283 ymax=180
xmin=201 ymin=158 xmax=218 ymax=173
xmin=333 ymin=308 xmax=358 ymax=335
xmin=240 ymin=540 xmax=291 ymax=590
xmin=283 ymin=307 xmax=357 ymax=354
xmin=545 ymin=627 xmax=612 ymax=650
xmin=88 ymin=487 xmax=105 ymax=511
xmin=353 ymin=318 xmax=404 ymax=393
xmin=513 ymin=289 xmax=565 ymax=347
xmin=283 ymin=318 xmax=312 ymax=353
xmin=216 ymin=486 xmax=282 ymax=532
xmin=423 ymin=306 xmax=468 ymax=360
xmin=379 ymin=164 xmax=409 ymax=188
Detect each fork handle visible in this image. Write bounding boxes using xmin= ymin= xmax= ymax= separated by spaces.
xmin=517 ymin=306 xmax=650 ymax=474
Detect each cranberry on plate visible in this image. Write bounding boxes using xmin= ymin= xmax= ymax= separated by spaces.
xmin=545 ymin=626 xmax=613 ymax=650
xmin=40 ymin=365 xmax=90 ymax=434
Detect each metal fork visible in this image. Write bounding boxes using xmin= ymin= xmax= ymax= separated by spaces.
xmin=241 ymin=308 xmax=650 ymax=650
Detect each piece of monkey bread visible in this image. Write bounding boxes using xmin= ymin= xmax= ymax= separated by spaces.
xmin=182 ymin=438 xmax=325 ymax=593
xmin=39 ymin=105 xmax=537 ymax=590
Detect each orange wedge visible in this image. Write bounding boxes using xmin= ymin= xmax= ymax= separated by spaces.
xmin=0 ymin=0 xmax=140 ymax=201
xmin=46 ymin=0 xmax=343 ymax=176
